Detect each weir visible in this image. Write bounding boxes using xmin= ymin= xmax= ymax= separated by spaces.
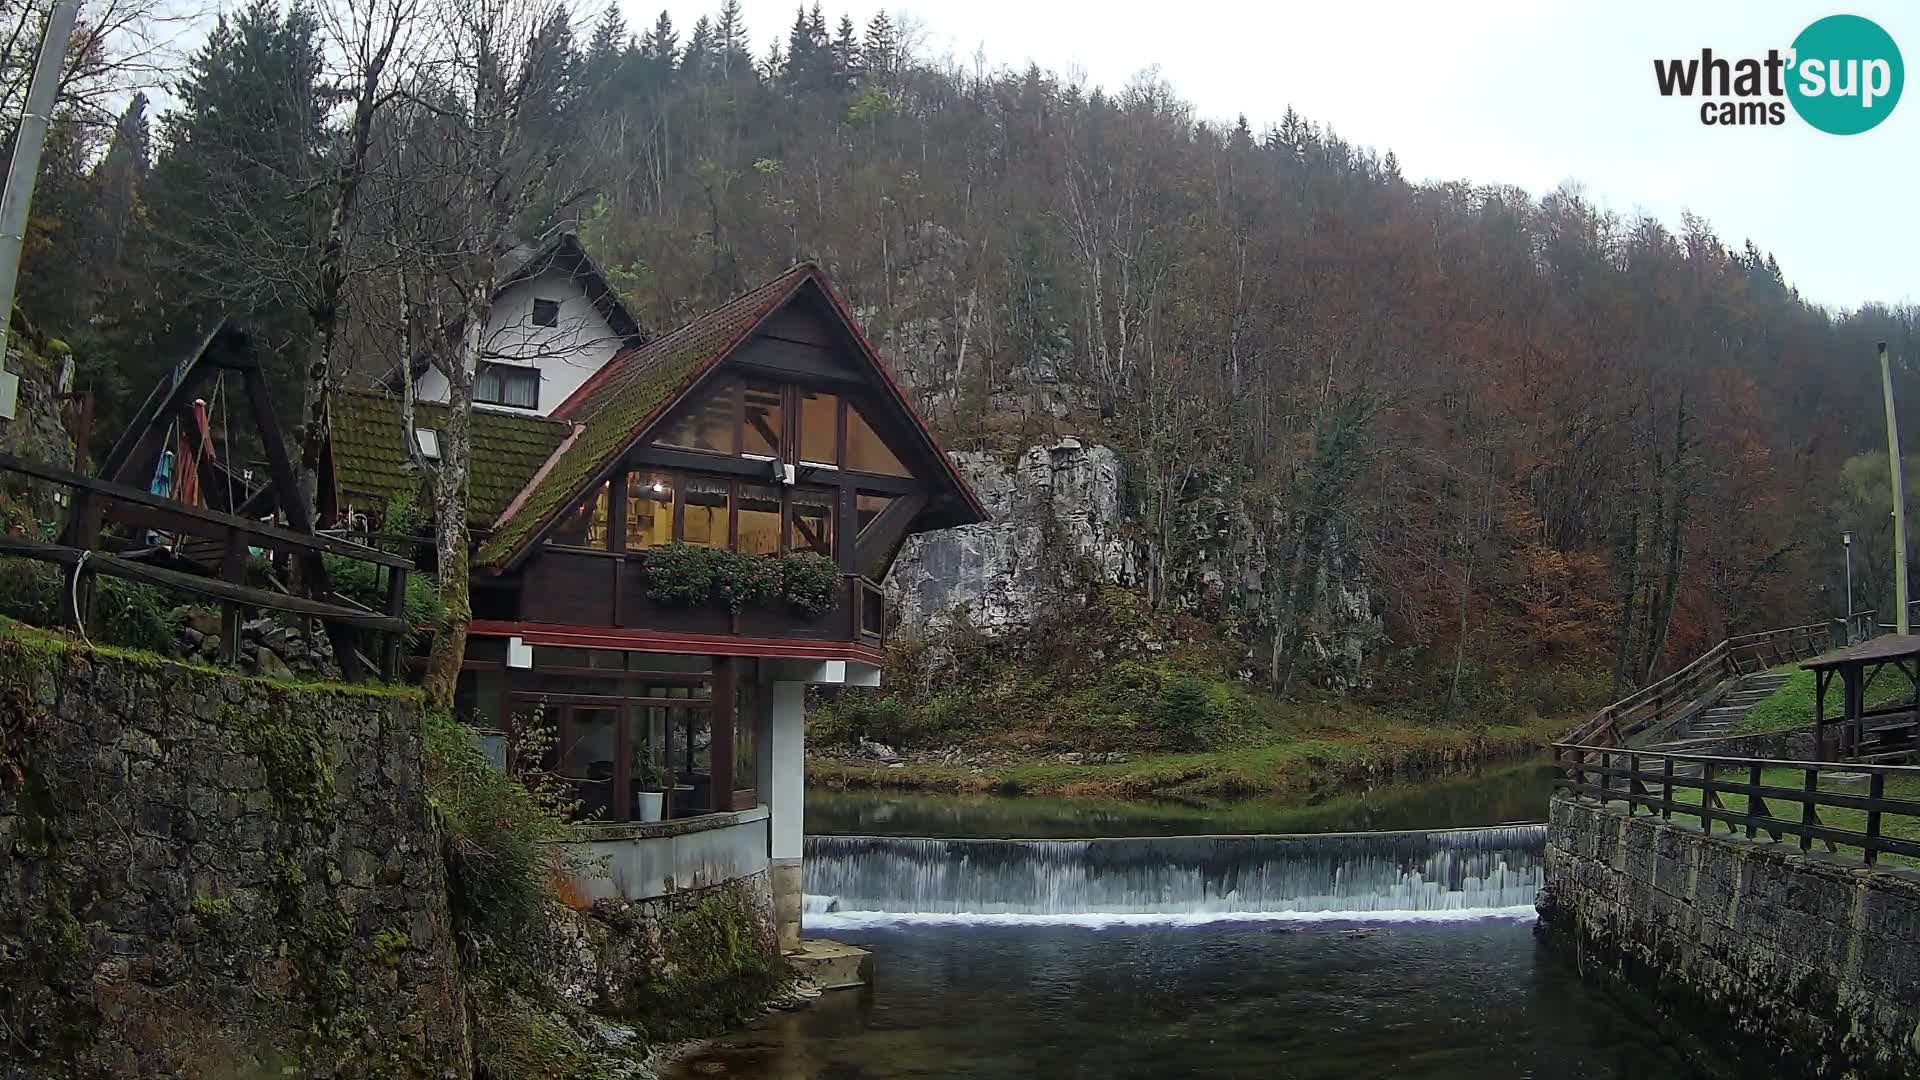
xmin=803 ymin=824 xmax=1544 ymax=920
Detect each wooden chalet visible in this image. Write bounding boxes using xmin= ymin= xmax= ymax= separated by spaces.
xmin=323 ymin=263 xmax=987 ymax=945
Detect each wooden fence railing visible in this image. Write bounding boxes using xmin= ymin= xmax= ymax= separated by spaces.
xmin=1553 ymin=743 xmax=1920 ymax=867
xmin=1563 ymin=620 xmax=1843 ymax=748
xmin=0 ymin=452 xmax=412 ymax=680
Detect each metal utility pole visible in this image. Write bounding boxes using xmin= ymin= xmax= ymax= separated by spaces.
xmin=1844 ymin=530 xmax=1856 ymax=641
xmin=0 ymin=0 xmax=82 ymax=417
xmin=1881 ymin=341 xmax=1909 ymax=635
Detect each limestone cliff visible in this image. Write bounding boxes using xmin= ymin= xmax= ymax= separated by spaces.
xmin=884 ymin=438 xmax=1385 ymax=689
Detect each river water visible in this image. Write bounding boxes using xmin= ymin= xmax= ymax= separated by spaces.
xmin=669 ymin=768 xmax=1702 ymax=1079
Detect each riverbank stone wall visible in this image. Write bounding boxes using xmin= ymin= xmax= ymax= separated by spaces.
xmin=1540 ymin=793 xmax=1920 ymax=1079
xmin=547 ymin=871 xmax=784 ymax=1044
xmin=0 ymin=634 xmax=471 ymax=1079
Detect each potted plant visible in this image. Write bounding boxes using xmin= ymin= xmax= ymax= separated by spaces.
xmin=635 ymin=758 xmax=672 ymax=823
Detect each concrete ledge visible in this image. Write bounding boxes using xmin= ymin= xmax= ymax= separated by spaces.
xmin=564 ymin=806 xmax=771 ymax=903
xmin=574 ymin=805 xmax=769 ymax=843
xmin=789 ymin=938 xmax=872 ymax=991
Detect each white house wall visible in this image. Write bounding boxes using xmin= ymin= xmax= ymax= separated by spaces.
xmin=413 ymin=268 xmax=624 ymax=417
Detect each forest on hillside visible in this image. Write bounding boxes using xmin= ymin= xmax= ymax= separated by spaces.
xmin=8 ymin=0 xmax=1920 ymax=703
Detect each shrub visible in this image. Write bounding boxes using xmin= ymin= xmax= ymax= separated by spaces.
xmin=640 ymin=542 xmax=717 ymax=607
xmin=423 ymin=709 xmax=581 ymax=988
xmin=0 ymin=556 xmax=178 ymax=654
xmin=713 ymin=551 xmax=780 ymax=612
xmin=321 ymin=552 xmax=447 ymax=643
xmin=777 ymin=552 xmax=839 ymax=616
xmin=1149 ymin=675 xmax=1226 ymax=750
xmin=642 ymin=543 xmax=841 ymax=617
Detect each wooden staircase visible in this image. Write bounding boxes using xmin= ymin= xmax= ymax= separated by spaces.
xmin=1661 ymin=671 xmax=1794 ymax=745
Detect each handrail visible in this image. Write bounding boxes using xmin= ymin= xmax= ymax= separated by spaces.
xmin=1565 ymin=620 xmax=1841 ymax=747
xmin=0 ymin=455 xmax=414 ymax=681
xmin=1552 ymin=742 xmax=1920 ymax=866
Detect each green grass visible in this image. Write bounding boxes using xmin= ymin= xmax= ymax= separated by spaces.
xmin=1734 ymin=664 xmax=1917 ymax=736
xmin=1655 ymin=765 xmax=1920 ymax=869
xmin=809 ymin=716 xmax=1563 ymax=800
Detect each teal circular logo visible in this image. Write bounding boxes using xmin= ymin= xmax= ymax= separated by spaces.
xmin=1788 ymin=15 xmax=1904 ymax=134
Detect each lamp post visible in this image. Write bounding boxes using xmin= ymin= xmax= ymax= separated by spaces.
xmin=1881 ymin=342 xmax=1909 ymax=635
xmin=1844 ymin=531 xmax=1856 ymax=642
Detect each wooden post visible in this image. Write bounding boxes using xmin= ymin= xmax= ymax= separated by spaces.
xmin=1662 ymin=756 xmax=1674 ymax=820
xmin=710 ymin=656 xmax=736 ymax=813
xmin=219 ymin=528 xmax=246 ymax=665
xmin=1815 ymin=670 xmax=1828 ymax=762
xmin=381 ymin=563 xmax=406 ymax=681
xmin=1865 ymin=770 xmax=1885 ymax=866
xmin=1699 ymin=763 xmax=1713 ymax=833
xmin=1746 ymin=763 xmax=1762 ymax=839
xmin=1800 ymin=768 xmax=1818 ymax=851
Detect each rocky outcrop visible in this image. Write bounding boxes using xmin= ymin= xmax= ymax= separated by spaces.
xmin=885 ymin=438 xmax=1384 ymax=687
xmin=887 ymin=439 xmax=1134 ymax=635
xmin=0 ymin=340 xmax=76 ymax=524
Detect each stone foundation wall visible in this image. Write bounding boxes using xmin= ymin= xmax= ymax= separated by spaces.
xmin=1541 ymin=794 xmax=1920 ymax=1079
xmin=1687 ymin=725 xmax=1818 ymax=761
xmin=0 ymin=635 xmax=470 ymax=1079
xmin=548 ymin=871 xmax=784 ymax=1044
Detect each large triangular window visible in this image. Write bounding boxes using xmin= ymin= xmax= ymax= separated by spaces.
xmin=651 ymin=374 xmax=912 ymax=479
xmin=846 ymin=406 xmax=909 ymax=477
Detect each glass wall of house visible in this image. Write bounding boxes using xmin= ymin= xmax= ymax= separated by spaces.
xmin=454 ymin=649 xmax=756 ymax=825
xmin=543 ymin=372 xmax=921 ymax=570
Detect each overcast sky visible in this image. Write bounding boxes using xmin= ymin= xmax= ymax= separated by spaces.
xmin=633 ymin=0 xmax=1917 ymax=312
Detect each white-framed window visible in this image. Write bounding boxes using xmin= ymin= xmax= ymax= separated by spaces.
xmin=532 ymin=298 xmax=561 ymax=327
xmin=414 ymin=428 xmax=441 ymax=460
xmin=475 ymin=361 xmax=540 ymax=410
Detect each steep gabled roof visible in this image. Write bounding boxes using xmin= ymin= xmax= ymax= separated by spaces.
xmin=380 ymin=230 xmax=646 ymax=391
xmin=474 ymin=262 xmax=989 ymax=570
xmin=500 ymin=231 xmax=646 ymax=343
xmin=473 ymin=266 xmax=815 ymax=566
xmin=329 ymin=388 xmax=571 ymax=523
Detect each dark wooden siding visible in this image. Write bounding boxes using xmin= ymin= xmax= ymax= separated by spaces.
xmin=519 ymin=549 xmax=618 ymax=626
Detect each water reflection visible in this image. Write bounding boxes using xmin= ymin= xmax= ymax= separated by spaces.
xmin=806 ymin=758 xmax=1556 ymax=839
xmin=670 ymin=921 xmax=1699 ymax=1079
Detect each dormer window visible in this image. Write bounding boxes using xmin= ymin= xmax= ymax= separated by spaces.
xmin=531 ymin=298 xmax=561 ymax=328
xmin=476 ymin=361 xmax=540 ymax=410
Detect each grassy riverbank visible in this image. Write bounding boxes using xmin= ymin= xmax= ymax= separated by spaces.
xmin=809 ymin=712 xmax=1566 ymax=801
xmin=1735 ymin=663 xmax=1918 ymax=736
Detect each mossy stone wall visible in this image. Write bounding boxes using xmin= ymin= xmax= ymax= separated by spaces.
xmin=0 ymin=635 xmax=471 ymax=1078
xmin=547 ymin=872 xmax=784 ymax=1045
xmin=1541 ymin=795 xmax=1920 ymax=1079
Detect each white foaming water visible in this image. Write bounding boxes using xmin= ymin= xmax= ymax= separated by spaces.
xmin=803 ymin=825 xmax=1544 ymax=927
xmin=807 ymin=904 xmax=1540 ymax=930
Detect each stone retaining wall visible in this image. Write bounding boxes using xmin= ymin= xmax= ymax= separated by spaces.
xmin=0 ymin=635 xmax=470 ymax=1079
xmin=1541 ymin=794 xmax=1920 ymax=1079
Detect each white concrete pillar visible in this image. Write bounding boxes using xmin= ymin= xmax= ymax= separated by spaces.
xmin=768 ymin=679 xmax=806 ymax=952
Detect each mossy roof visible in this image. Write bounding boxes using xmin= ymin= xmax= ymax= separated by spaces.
xmin=473 ymin=264 xmax=818 ymax=567
xmin=329 ymin=388 xmax=571 ymax=524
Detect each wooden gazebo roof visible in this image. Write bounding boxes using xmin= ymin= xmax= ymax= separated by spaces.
xmin=1803 ymin=634 xmax=1920 ymax=671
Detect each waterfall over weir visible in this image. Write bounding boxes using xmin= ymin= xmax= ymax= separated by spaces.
xmin=803 ymin=825 xmax=1545 ymax=926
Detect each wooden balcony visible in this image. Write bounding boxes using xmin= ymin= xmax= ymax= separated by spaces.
xmin=510 ymin=547 xmax=886 ymax=661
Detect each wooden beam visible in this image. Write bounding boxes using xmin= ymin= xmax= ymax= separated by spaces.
xmin=711 ymin=655 xmax=736 ymax=813
xmin=99 ymin=322 xmax=223 ymax=486
xmin=0 ymin=535 xmax=406 ymax=633
xmin=855 ymin=492 xmax=926 ymax=579
xmin=0 ymin=453 xmax=412 ymax=568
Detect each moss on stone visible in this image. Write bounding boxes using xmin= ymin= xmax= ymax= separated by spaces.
xmin=607 ymin=878 xmax=784 ymax=1043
